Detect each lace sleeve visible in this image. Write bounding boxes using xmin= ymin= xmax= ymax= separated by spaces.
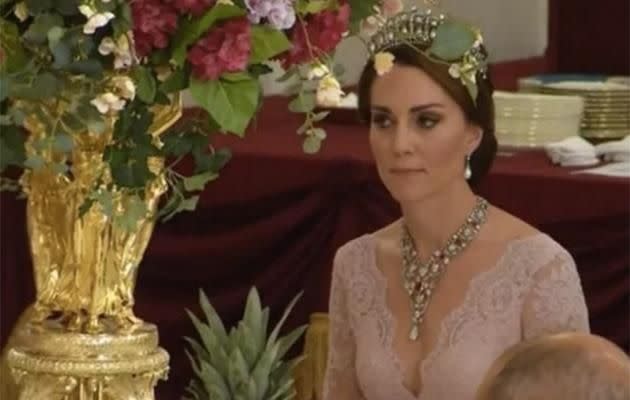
xmin=322 ymin=249 xmax=365 ymax=400
xmin=521 ymin=250 xmax=590 ymax=340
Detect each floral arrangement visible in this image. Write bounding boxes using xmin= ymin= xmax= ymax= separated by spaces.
xmin=0 ymin=0 xmax=383 ymax=225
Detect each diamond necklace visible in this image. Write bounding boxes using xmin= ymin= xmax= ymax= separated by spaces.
xmin=401 ymin=196 xmax=489 ymax=341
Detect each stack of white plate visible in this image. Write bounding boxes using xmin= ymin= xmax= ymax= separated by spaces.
xmin=539 ymin=81 xmax=630 ymax=140
xmin=493 ymin=91 xmax=584 ymax=148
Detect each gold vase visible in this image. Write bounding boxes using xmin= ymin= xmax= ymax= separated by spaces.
xmin=4 ymin=96 xmax=182 ymax=400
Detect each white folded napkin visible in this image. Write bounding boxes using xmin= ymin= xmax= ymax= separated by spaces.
xmin=594 ymin=136 xmax=630 ymax=162
xmin=571 ymin=161 xmax=630 ymax=178
xmin=544 ymin=136 xmax=599 ymax=167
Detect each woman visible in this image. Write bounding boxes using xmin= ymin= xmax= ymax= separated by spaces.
xmin=322 ymin=8 xmax=590 ymax=400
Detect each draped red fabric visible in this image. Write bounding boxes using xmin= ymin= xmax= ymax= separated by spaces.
xmin=2 ymin=97 xmax=629 ymax=399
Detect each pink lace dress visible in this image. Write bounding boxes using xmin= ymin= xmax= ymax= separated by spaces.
xmin=322 ymin=233 xmax=590 ymax=400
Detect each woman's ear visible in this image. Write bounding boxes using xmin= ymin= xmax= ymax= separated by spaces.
xmin=466 ymin=125 xmax=483 ymax=155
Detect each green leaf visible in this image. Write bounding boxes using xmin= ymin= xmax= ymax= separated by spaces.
xmin=275 ymin=325 xmax=307 ymax=361
xmin=428 ymin=20 xmax=477 ymax=61
xmin=248 ymin=63 xmax=273 ymax=78
xmin=87 ymin=118 xmax=106 ymax=134
xmin=275 ymin=66 xmax=298 ymax=83
xmin=30 ymin=72 xmax=63 ymax=98
xmin=267 ymin=292 xmax=302 ymax=349
xmin=183 ymin=171 xmax=218 ymax=192
xmin=51 ymin=161 xmax=69 ymax=175
xmin=189 ymin=76 xmax=260 ymax=136
xmin=26 ymin=0 xmax=53 ymax=13
xmin=52 ymin=133 xmax=73 ymax=152
xmin=312 ymin=111 xmax=330 ymax=122
xmin=24 ymin=154 xmax=45 ymax=170
xmin=249 ymin=26 xmax=291 ymax=63
xmin=171 ymin=4 xmax=246 ymax=66
xmin=159 ymin=68 xmax=189 ymax=93
xmin=346 ymin=0 xmax=379 ymax=34
xmin=47 ymin=26 xmax=65 ymax=48
xmin=51 ymin=41 xmax=72 ymax=68
xmin=199 ymin=290 xmax=229 ymax=348
xmin=133 ymin=66 xmax=157 ymax=103
xmin=23 ymin=13 xmax=63 ymax=44
xmin=296 ymin=0 xmax=336 ymax=15
xmin=63 ymin=59 xmax=103 ymax=78
xmin=53 ymin=0 xmax=79 ymax=16
xmin=94 ymin=190 xmax=114 ymax=218
xmin=0 ymin=19 xmax=28 ymax=73
xmin=0 ymin=125 xmax=26 ymax=172
xmin=115 ymin=195 xmax=148 ymax=231
xmin=302 ymin=135 xmax=322 ymax=154
xmin=227 ymin=348 xmax=249 ymax=392
xmin=221 ymin=72 xmax=253 ymax=82
xmin=288 ymin=92 xmax=316 ymax=113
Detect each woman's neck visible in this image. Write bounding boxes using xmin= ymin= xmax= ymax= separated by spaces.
xmin=400 ymin=181 xmax=478 ymax=260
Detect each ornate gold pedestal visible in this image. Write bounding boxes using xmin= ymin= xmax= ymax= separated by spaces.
xmin=4 ymin=96 xmax=182 ymax=400
xmin=7 ymin=321 xmax=168 ymax=400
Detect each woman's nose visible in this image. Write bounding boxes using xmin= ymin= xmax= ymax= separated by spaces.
xmin=392 ymin=126 xmax=414 ymax=156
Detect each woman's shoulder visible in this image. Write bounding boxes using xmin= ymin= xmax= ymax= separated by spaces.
xmin=333 ymin=221 xmax=401 ymax=274
xmin=490 ymin=206 xmax=575 ymax=272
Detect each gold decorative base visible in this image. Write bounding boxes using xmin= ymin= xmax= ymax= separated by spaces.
xmin=6 ymin=318 xmax=168 ymax=400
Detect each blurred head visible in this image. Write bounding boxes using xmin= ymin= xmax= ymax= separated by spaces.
xmin=358 ymin=44 xmax=497 ymax=203
xmin=476 ymin=333 xmax=630 ymax=400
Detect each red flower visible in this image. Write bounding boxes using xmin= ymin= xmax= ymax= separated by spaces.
xmin=280 ymin=3 xmax=350 ymax=68
xmin=169 ymin=0 xmax=216 ymax=16
xmin=187 ymin=18 xmax=252 ymax=80
xmin=132 ymin=0 xmax=179 ymax=58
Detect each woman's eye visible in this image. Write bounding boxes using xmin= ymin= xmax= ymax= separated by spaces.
xmin=372 ymin=114 xmax=392 ymax=129
xmin=417 ymin=116 xmax=439 ymax=129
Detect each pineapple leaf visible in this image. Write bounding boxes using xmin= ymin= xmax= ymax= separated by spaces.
xmin=267 ymin=292 xmax=303 ymax=350
xmin=184 ymin=337 xmax=210 ymax=364
xmin=251 ymin=342 xmax=278 ymax=399
xmin=243 ymin=288 xmax=267 ymax=359
xmin=200 ymin=360 xmax=231 ymax=400
xmin=274 ymin=325 xmax=308 ymax=364
xmin=186 ymin=310 xmax=231 ymax=378
xmin=227 ymin=347 xmax=250 ymax=393
xmin=236 ymin=321 xmax=261 ymax=369
xmin=200 ymin=289 xmax=229 ymax=346
xmin=261 ymin=308 xmax=270 ymax=338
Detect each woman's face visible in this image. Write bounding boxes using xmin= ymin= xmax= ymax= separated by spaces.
xmin=368 ymin=64 xmax=481 ymax=203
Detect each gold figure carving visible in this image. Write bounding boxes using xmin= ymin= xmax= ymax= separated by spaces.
xmin=4 ymin=96 xmax=182 ymax=400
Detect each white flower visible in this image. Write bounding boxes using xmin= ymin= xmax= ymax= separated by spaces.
xmin=307 ymin=63 xmax=330 ymax=80
xmin=111 ymin=76 xmax=136 ymax=100
xmin=316 ymin=74 xmax=343 ymax=107
xmin=374 ymin=52 xmax=395 ymax=76
xmin=99 ymin=34 xmax=135 ymax=69
xmin=98 ymin=37 xmax=116 ymax=55
xmin=91 ymin=92 xmax=126 ymax=114
xmin=83 ymin=11 xmax=115 ymax=35
xmin=14 ymin=2 xmax=28 ymax=22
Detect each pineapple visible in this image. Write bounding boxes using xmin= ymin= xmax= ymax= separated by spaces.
xmin=184 ymin=288 xmax=307 ymax=400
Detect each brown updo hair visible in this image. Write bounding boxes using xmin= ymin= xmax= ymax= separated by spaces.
xmin=357 ymin=44 xmax=497 ymax=188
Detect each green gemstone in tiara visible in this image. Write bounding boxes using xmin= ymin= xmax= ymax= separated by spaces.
xmin=367 ymin=8 xmax=488 ymax=104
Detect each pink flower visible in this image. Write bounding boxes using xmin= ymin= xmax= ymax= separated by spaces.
xmin=187 ymin=18 xmax=252 ymax=80
xmin=280 ymin=3 xmax=350 ymax=68
xmin=132 ymin=0 xmax=179 ymax=58
xmin=169 ymin=0 xmax=216 ymax=16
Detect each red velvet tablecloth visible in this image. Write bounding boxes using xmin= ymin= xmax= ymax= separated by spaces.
xmin=2 ymin=97 xmax=629 ymax=399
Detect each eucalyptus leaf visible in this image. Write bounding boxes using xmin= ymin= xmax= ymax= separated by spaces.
xmin=26 ymin=0 xmax=53 ymax=13
xmin=53 ymin=0 xmax=79 ymax=16
xmin=428 ymin=20 xmax=477 ymax=61
xmin=171 ymin=4 xmax=246 ymax=66
xmin=0 ymin=125 xmax=26 ymax=172
xmin=183 ymin=171 xmax=218 ymax=192
xmin=249 ymin=26 xmax=291 ymax=64
xmin=51 ymin=41 xmax=72 ymax=68
xmin=47 ymin=26 xmax=65 ymax=48
xmin=51 ymin=162 xmax=69 ymax=175
xmin=95 ymin=190 xmax=114 ymax=217
xmin=115 ymin=195 xmax=148 ymax=231
xmin=24 ymin=154 xmax=45 ymax=170
xmin=288 ymin=92 xmax=316 ymax=113
xmin=52 ymin=133 xmax=73 ymax=152
xmin=23 ymin=13 xmax=63 ymax=44
xmin=302 ymin=136 xmax=321 ymax=154
xmin=87 ymin=118 xmax=107 ymax=134
xmin=63 ymin=59 xmax=103 ymax=78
